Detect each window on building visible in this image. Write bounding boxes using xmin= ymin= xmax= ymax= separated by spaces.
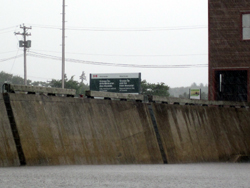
xmin=242 ymin=13 xmax=250 ymax=40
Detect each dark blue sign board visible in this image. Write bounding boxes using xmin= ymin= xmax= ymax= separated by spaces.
xmin=90 ymin=73 xmax=141 ymax=94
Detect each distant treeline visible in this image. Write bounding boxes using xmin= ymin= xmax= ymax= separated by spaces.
xmin=0 ymin=71 xmax=208 ymax=99
xmin=0 ymin=71 xmax=89 ymax=95
xmin=169 ymin=83 xmax=208 ymax=100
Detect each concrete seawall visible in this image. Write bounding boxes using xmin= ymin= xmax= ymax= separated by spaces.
xmin=152 ymin=104 xmax=250 ymax=163
xmin=1 ymin=93 xmax=250 ymax=166
xmin=0 ymin=95 xmax=19 ymax=166
xmin=8 ymin=93 xmax=162 ymax=165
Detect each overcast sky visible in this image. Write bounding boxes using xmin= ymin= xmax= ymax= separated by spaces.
xmin=0 ymin=0 xmax=208 ymax=88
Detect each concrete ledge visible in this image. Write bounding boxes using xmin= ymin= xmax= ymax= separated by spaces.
xmin=3 ymin=84 xmax=76 ymax=96
xmin=151 ymin=95 xmax=250 ymax=107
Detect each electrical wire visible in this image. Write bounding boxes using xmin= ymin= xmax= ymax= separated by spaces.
xmin=30 ymin=49 xmax=208 ymax=57
xmin=0 ymin=26 xmax=19 ymax=35
xmin=27 ymin=51 xmax=207 ymax=68
xmin=0 ymin=54 xmax=23 ymax=62
xmin=28 ymin=24 xmax=207 ymax=31
xmin=0 ymin=51 xmax=208 ymax=68
xmin=0 ymin=26 xmax=18 ymax=31
xmin=10 ymin=49 xmax=20 ymax=73
xmin=0 ymin=51 xmax=18 ymax=54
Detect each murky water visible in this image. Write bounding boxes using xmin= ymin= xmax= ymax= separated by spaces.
xmin=0 ymin=163 xmax=249 ymax=188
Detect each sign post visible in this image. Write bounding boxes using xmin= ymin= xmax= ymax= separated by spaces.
xmin=90 ymin=73 xmax=141 ymax=94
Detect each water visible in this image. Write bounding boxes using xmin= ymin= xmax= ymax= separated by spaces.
xmin=0 ymin=163 xmax=249 ymax=188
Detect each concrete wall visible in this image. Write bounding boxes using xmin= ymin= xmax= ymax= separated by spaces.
xmin=8 ymin=94 xmax=162 ymax=166
xmin=153 ymin=103 xmax=250 ymax=163
xmin=0 ymin=95 xmax=19 ymax=166
xmin=1 ymin=93 xmax=250 ymax=166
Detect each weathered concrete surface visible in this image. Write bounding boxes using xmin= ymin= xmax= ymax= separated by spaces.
xmin=152 ymin=104 xmax=250 ymax=163
xmin=9 ymin=94 xmax=162 ymax=166
xmin=2 ymin=93 xmax=250 ymax=166
xmin=0 ymin=94 xmax=19 ymax=166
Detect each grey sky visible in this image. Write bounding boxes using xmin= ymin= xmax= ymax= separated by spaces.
xmin=0 ymin=0 xmax=208 ymax=87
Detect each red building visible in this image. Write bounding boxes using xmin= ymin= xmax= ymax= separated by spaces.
xmin=209 ymin=0 xmax=250 ymax=102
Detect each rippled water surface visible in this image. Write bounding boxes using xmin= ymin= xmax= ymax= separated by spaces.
xmin=0 ymin=163 xmax=249 ymax=188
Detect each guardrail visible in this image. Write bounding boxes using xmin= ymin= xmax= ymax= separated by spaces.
xmin=2 ymin=83 xmax=76 ymax=97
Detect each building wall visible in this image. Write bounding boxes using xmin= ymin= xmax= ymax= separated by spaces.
xmin=209 ymin=0 xmax=250 ymax=101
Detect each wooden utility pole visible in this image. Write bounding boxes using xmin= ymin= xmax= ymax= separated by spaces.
xmin=62 ymin=0 xmax=65 ymax=89
xmin=15 ymin=24 xmax=32 ymax=85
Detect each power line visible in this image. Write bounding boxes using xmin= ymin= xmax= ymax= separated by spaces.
xmin=28 ymin=24 xmax=207 ymax=31
xmin=0 ymin=30 xmax=14 ymax=35
xmin=0 ymin=26 xmax=19 ymax=35
xmin=0 ymin=26 xmax=17 ymax=31
xmin=65 ymin=26 xmax=208 ymax=31
xmin=10 ymin=49 xmax=20 ymax=73
xmin=0 ymin=71 xmax=55 ymax=81
xmin=1 ymin=51 xmax=208 ymax=68
xmin=0 ymin=54 xmax=23 ymax=62
xmin=30 ymin=49 xmax=208 ymax=57
xmin=27 ymin=51 xmax=207 ymax=68
xmin=0 ymin=51 xmax=18 ymax=54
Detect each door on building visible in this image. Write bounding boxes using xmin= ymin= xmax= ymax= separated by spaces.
xmin=215 ymin=70 xmax=248 ymax=102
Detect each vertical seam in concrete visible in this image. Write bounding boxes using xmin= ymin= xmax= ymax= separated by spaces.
xmin=3 ymin=93 xmax=26 ymax=166
xmin=147 ymin=104 xmax=168 ymax=164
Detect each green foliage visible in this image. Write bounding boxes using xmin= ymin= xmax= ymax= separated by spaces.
xmin=0 ymin=71 xmax=32 ymax=91
xmin=201 ymin=92 xmax=208 ymax=100
xmin=48 ymin=74 xmax=89 ymax=95
xmin=0 ymin=71 xmax=89 ymax=95
xmin=179 ymin=91 xmax=208 ymax=100
xmin=141 ymin=79 xmax=169 ymax=96
xmin=169 ymin=82 xmax=208 ymax=99
xmin=179 ymin=92 xmax=189 ymax=99
xmin=174 ymin=82 xmax=208 ymax=100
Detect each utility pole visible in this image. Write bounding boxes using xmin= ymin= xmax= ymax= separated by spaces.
xmin=62 ymin=0 xmax=65 ymax=89
xmin=15 ymin=24 xmax=32 ymax=85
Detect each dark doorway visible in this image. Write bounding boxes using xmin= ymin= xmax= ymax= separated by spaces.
xmin=215 ymin=70 xmax=248 ymax=102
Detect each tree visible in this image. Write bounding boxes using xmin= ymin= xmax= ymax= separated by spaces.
xmin=191 ymin=82 xmax=198 ymax=88
xmin=141 ymin=79 xmax=169 ymax=96
xmin=79 ymin=71 xmax=86 ymax=83
xmin=201 ymin=92 xmax=208 ymax=100
xmin=169 ymin=83 xmax=208 ymax=98
xmin=179 ymin=92 xmax=189 ymax=99
xmin=48 ymin=74 xmax=89 ymax=95
xmin=0 ymin=71 xmax=32 ymax=91
xmin=0 ymin=71 xmax=89 ymax=95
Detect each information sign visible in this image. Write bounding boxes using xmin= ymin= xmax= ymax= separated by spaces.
xmin=190 ymin=88 xmax=201 ymax=99
xmin=90 ymin=73 xmax=141 ymax=93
